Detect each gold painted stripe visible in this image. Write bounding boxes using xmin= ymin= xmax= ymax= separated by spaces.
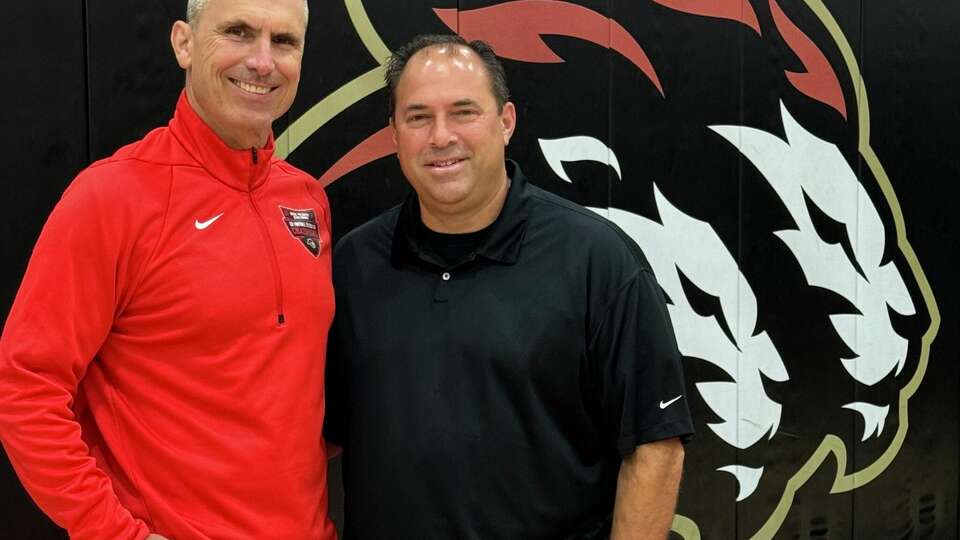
xmin=277 ymin=66 xmax=385 ymax=158
xmin=277 ymin=0 xmax=391 ymax=158
xmin=346 ymin=0 xmax=392 ymax=64
xmin=672 ymin=514 xmax=702 ymax=539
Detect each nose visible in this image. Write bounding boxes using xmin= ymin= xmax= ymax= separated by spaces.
xmin=429 ymin=116 xmax=457 ymax=148
xmin=244 ymin=38 xmax=276 ymax=77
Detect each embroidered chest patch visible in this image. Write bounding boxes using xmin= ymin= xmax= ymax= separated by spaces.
xmin=279 ymin=206 xmax=322 ymax=257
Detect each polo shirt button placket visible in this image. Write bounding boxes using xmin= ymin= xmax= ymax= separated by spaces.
xmin=434 ymin=270 xmax=452 ymax=303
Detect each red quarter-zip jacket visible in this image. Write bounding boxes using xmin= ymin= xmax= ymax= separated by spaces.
xmin=0 ymin=93 xmax=337 ymax=540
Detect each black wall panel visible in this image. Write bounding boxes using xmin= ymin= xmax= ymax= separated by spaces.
xmin=85 ymin=1 xmax=183 ymax=162
xmin=0 ymin=1 xmax=87 ymax=537
xmin=1 ymin=2 xmax=89 ymax=326
xmin=0 ymin=1 xmax=957 ymax=539
xmin=853 ymin=0 xmax=960 ymax=537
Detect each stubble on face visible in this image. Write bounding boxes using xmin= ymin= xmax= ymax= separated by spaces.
xmin=392 ymin=45 xmax=516 ymax=233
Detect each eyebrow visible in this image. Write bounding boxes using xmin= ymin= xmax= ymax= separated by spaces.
xmin=401 ymin=104 xmax=430 ymax=115
xmin=217 ymin=19 xmax=302 ymax=47
xmin=218 ymin=19 xmax=254 ymax=33
xmin=402 ymin=99 xmax=481 ymax=114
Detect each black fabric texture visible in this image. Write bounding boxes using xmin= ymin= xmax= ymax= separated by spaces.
xmin=415 ymin=220 xmax=493 ymax=268
xmin=324 ymin=161 xmax=694 ymax=539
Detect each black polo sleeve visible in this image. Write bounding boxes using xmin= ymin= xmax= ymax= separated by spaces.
xmin=323 ymin=241 xmax=351 ymax=448
xmin=588 ymin=268 xmax=694 ymax=457
xmin=322 ymin=315 xmax=346 ymax=447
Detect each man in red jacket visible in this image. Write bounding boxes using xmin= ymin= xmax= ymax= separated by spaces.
xmin=0 ymin=1 xmax=337 ymax=539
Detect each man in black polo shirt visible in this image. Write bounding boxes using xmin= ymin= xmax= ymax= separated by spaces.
xmin=325 ymin=34 xmax=694 ymax=539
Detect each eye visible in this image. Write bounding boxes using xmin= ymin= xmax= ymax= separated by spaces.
xmin=272 ymin=35 xmax=297 ymax=47
xmin=225 ymin=25 xmax=249 ymax=38
xmin=452 ymin=109 xmax=479 ymax=121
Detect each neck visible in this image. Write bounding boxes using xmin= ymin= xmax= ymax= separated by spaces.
xmin=185 ymin=87 xmax=270 ymax=150
xmin=419 ymin=173 xmax=510 ymax=234
xmin=220 ymin=128 xmax=270 ymax=151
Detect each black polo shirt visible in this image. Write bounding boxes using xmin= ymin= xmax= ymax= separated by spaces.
xmin=325 ymin=161 xmax=693 ymax=540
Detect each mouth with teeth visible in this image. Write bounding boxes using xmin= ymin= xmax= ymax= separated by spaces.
xmin=426 ymin=157 xmax=467 ymax=170
xmin=229 ymin=78 xmax=275 ymax=96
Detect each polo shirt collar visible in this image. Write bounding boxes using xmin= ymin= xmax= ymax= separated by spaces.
xmin=391 ymin=160 xmax=532 ymax=268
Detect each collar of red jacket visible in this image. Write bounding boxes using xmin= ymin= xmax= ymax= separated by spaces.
xmin=168 ymin=90 xmax=276 ymax=192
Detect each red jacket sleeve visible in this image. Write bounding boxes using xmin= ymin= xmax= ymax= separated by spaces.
xmin=0 ymin=169 xmax=154 ymax=540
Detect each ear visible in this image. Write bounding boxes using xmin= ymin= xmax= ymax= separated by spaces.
xmin=170 ymin=21 xmax=193 ymax=70
xmin=389 ymin=117 xmax=398 ymax=146
xmin=500 ymin=102 xmax=517 ymax=145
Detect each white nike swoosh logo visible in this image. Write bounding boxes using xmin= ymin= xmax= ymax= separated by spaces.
xmin=195 ymin=213 xmax=224 ymax=230
xmin=659 ymin=395 xmax=683 ymax=409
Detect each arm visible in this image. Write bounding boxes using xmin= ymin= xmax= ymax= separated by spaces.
xmin=611 ymin=437 xmax=685 ymax=540
xmin=587 ymin=252 xmax=693 ymax=539
xmin=322 ymin=242 xmax=349 ymax=457
xmin=0 ymin=175 xmax=153 ymax=540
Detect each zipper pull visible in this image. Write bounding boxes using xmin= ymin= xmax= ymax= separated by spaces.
xmin=251 ymin=147 xmax=259 ymax=165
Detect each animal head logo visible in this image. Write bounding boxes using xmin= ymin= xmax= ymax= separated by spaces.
xmin=281 ymin=1 xmax=940 ymax=537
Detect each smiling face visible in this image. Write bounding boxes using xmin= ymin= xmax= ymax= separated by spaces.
xmin=170 ymin=0 xmax=306 ymax=149
xmin=392 ymin=44 xmax=516 ymax=233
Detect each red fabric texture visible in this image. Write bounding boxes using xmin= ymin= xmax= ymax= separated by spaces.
xmin=0 ymin=92 xmax=337 ymax=540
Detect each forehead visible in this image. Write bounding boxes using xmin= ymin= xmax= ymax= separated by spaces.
xmin=396 ymin=45 xmax=495 ymax=104
xmin=198 ymin=0 xmax=306 ymax=32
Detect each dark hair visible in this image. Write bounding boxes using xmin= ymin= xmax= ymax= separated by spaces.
xmin=384 ymin=34 xmax=511 ymax=120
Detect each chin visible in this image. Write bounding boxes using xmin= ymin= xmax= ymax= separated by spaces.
xmin=231 ymin=108 xmax=275 ymax=126
xmin=428 ymin=186 xmax=473 ymax=206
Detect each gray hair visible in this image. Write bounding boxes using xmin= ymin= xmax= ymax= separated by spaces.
xmin=186 ymin=0 xmax=309 ymax=26
xmin=385 ymin=34 xmax=510 ymax=120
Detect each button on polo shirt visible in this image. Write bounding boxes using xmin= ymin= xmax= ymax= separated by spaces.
xmin=325 ymin=161 xmax=693 ymax=540
xmin=414 ymin=220 xmax=493 ymax=291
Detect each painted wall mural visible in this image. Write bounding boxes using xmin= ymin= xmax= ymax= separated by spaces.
xmin=1 ymin=0 xmax=957 ymax=538
xmin=278 ymin=1 xmax=945 ymax=538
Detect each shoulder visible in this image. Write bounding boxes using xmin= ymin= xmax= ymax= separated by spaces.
xmin=335 ymin=204 xmax=400 ymax=257
xmin=271 ymin=158 xmax=329 ymax=207
xmin=64 ymin=131 xmax=180 ymax=213
xmin=272 ymin=158 xmax=314 ymax=181
xmin=40 ymin=134 xmax=174 ymax=259
xmin=524 ymin=182 xmax=652 ymax=272
xmin=331 ymin=205 xmax=400 ymax=290
xmin=95 ymin=124 xmax=195 ymax=171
